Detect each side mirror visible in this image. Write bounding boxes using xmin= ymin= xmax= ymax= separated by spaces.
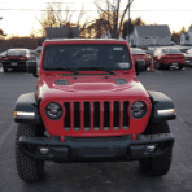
xmin=135 ymin=60 xmax=145 ymax=76
xmin=26 ymin=61 xmax=38 ymax=77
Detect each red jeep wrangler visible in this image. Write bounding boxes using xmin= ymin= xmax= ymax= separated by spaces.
xmin=14 ymin=39 xmax=176 ymax=181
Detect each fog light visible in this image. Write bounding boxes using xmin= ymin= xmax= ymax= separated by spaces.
xmin=40 ymin=147 xmax=49 ymax=154
xmin=147 ymin=145 xmax=156 ymax=152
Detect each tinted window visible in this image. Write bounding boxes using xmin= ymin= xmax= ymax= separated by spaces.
xmin=43 ymin=44 xmax=131 ymax=70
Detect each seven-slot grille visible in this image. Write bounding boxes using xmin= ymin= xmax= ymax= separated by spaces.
xmin=63 ymin=101 xmax=129 ymax=132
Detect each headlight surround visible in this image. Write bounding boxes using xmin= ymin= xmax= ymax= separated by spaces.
xmin=130 ymin=101 xmax=147 ymax=119
xmin=45 ymin=102 xmax=62 ymax=120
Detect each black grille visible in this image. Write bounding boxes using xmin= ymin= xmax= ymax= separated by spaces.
xmin=63 ymin=101 xmax=129 ymax=131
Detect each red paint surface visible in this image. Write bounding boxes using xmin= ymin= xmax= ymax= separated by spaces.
xmin=152 ymin=53 xmax=184 ymax=66
xmin=38 ymin=40 xmax=152 ymax=137
xmin=131 ymin=54 xmax=149 ymax=66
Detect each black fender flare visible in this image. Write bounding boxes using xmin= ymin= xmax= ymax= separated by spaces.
xmin=14 ymin=92 xmax=43 ymax=124
xmin=148 ymin=90 xmax=176 ymax=122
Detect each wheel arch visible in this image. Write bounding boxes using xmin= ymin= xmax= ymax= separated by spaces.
xmin=148 ymin=90 xmax=176 ymax=122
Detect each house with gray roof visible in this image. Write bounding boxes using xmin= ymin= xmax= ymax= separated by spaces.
xmin=180 ymin=25 xmax=192 ymax=45
xmin=126 ymin=25 xmax=171 ymax=49
xmin=45 ymin=27 xmax=79 ymax=40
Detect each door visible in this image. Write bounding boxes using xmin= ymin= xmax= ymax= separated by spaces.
xmin=152 ymin=37 xmax=157 ymax=45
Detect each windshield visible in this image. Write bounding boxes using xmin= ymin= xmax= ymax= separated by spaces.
xmin=8 ymin=49 xmax=27 ymax=56
xmin=43 ymin=44 xmax=131 ymax=70
xmin=162 ymin=49 xmax=181 ymax=54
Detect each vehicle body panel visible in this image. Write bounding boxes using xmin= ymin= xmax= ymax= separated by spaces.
xmin=14 ymin=39 xmax=176 ymax=166
xmin=130 ymin=48 xmax=149 ymax=67
xmin=152 ymin=48 xmax=184 ymax=67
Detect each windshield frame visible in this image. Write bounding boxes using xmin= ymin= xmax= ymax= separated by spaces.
xmin=42 ymin=44 xmax=132 ymax=71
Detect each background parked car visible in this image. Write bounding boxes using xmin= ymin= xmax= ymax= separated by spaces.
xmin=183 ymin=48 xmax=192 ymax=67
xmin=152 ymin=48 xmax=184 ymax=70
xmin=29 ymin=49 xmax=37 ymax=61
xmin=1 ymin=48 xmax=31 ymax=72
xmin=35 ymin=46 xmax=43 ymax=73
xmin=130 ymin=48 xmax=149 ymax=70
xmin=0 ymin=50 xmax=8 ymax=68
xmin=36 ymin=46 xmax=43 ymax=58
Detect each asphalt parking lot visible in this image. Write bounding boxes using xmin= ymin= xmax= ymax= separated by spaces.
xmin=0 ymin=66 xmax=192 ymax=192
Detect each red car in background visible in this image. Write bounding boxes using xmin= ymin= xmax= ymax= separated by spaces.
xmin=130 ymin=48 xmax=149 ymax=70
xmin=152 ymin=48 xmax=184 ymax=70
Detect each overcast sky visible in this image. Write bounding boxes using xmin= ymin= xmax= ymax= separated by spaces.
xmin=0 ymin=0 xmax=192 ymax=37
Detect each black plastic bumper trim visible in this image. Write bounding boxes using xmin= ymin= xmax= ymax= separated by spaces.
xmin=17 ymin=134 xmax=174 ymax=162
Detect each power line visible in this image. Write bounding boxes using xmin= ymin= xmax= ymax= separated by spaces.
xmin=0 ymin=9 xmax=192 ymax=11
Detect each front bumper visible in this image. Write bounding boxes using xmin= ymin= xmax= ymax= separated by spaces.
xmin=17 ymin=134 xmax=174 ymax=162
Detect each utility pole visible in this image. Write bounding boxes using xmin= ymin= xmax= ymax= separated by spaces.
xmin=108 ymin=1 xmax=110 ymax=38
xmin=127 ymin=0 xmax=130 ymax=44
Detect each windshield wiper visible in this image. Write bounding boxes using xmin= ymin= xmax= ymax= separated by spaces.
xmin=44 ymin=67 xmax=79 ymax=75
xmin=103 ymin=67 xmax=115 ymax=75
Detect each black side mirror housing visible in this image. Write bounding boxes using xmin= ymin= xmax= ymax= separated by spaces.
xmin=26 ymin=61 xmax=38 ymax=77
xmin=135 ymin=60 xmax=145 ymax=76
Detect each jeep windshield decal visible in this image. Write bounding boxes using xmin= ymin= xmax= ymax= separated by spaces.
xmin=43 ymin=44 xmax=131 ymax=71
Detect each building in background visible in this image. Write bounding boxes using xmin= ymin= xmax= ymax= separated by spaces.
xmin=126 ymin=25 xmax=171 ymax=49
xmin=180 ymin=25 xmax=192 ymax=45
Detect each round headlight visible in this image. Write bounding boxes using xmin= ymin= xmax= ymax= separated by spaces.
xmin=130 ymin=101 xmax=147 ymax=119
xmin=45 ymin=102 xmax=62 ymax=120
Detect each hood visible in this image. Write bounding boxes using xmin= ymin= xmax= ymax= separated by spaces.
xmin=38 ymin=72 xmax=149 ymax=101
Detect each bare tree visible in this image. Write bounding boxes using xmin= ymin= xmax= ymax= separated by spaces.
xmin=0 ymin=16 xmax=6 ymax=39
xmin=45 ymin=1 xmax=76 ymax=27
xmin=95 ymin=0 xmax=134 ymax=38
xmin=77 ymin=4 xmax=85 ymax=27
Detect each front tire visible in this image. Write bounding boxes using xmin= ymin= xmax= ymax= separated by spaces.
xmin=139 ymin=121 xmax=173 ymax=176
xmin=16 ymin=123 xmax=44 ymax=181
xmin=145 ymin=65 xmax=149 ymax=71
xmin=179 ymin=65 xmax=183 ymax=70
xmin=156 ymin=62 xmax=161 ymax=70
xmin=3 ymin=67 xmax=8 ymax=72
